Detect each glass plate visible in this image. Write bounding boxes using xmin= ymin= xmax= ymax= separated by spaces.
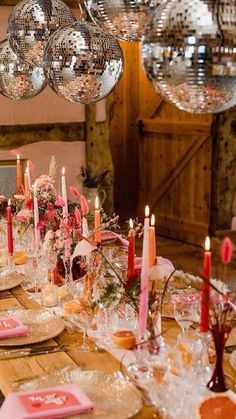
xmin=0 ymin=272 xmax=24 ymax=291
xmin=230 ymin=349 xmax=236 ymax=371
xmin=19 ymin=368 xmax=143 ymax=418
xmin=0 ymin=309 xmax=65 ymax=345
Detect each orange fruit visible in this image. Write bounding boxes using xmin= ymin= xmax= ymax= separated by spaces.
xmin=198 ymin=394 xmax=236 ymax=419
xmin=112 ymin=330 xmax=136 ymax=350
xmin=14 ymin=250 xmax=27 ymax=265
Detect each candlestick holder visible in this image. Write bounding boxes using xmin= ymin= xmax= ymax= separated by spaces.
xmin=126 ymin=332 xmax=152 ymax=380
xmin=0 ymin=254 xmax=17 ymax=276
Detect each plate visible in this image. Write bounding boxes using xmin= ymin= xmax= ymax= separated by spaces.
xmin=0 ymin=272 xmax=24 ymax=291
xmin=0 ymin=309 xmax=65 ymax=346
xmin=19 ymin=369 xmax=143 ymax=419
xmin=230 ymin=349 xmax=236 ymax=370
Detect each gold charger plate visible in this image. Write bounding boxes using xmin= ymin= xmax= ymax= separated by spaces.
xmin=0 ymin=309 xmax=65 ymax=346
xmin=19 ymin=368 xmax=143 ymax=419
xmin=0 ymin=272 xmax=24 ymax=291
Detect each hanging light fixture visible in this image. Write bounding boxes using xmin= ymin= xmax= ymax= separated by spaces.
xmin=43 ymin=21 xmax=124 ymax=104
xmin=142 ymin=0 xmax=236 ymax=114
xmin=84 ymin=0 xmax=155 ymax=42
xmin=0 ymin=39 xmax=46 ymax=100
xmin=7 ymin=0 xmax=76 ymax=67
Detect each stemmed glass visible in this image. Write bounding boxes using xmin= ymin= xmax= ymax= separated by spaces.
xmin=70 ymin=299 xmax=94 ymax=352
xmin=172 ymin=294 xmax=199 ymax=339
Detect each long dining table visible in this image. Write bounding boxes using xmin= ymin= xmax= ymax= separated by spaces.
xmin=0 ymin=285 xmax=235 ymax=418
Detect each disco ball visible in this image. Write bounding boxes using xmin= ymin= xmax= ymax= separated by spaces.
xmin=7 ymin=0 xmax=76 ymax=66
xmin=84 ymin=0 xmax=154 ymax=42
xmin=142 ymin=0 xmax=236 ymax=114
xmin=0 ymin=39 xmax=46 ymax=100
xmin=43 ymin=21 xmax=124 ymax=104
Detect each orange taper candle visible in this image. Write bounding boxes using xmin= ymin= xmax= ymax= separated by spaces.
xmin=149 ymin=214 xmax=156 ymax=267
xmin=94 ymin=196 xmax=101 ymax=244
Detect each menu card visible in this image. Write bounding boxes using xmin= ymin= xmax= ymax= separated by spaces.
xmin=0 ymin=317 xmax=28 ymax=339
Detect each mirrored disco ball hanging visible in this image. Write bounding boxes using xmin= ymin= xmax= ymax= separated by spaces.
xmin=0 ymin=39 xmax=46 ymax=100
xmin=142 ymin=0 xmax=236 ymax=114
xmin=7 ymin=0 xmax=76 ymax=67
xmin=43 ymin=21 xmax=124 ymax=104
xmin=84 ymin=0 xmax=154 ymax=42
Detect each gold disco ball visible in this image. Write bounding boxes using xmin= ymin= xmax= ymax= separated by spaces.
xmin=0 ymin=39 xmax=46 ymax=100
xmin=84 ymin=0 xmax=156 ymax=42
xmin=7 ymin=0 xmax=76 ymax=66
xmin=43 ymin=21 xmax=124 ymax=104
xmin=142 ymin=0 xmax=236 ymax=114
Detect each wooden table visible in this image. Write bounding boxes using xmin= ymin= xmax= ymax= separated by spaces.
xmin=0 ymin=286 xmax=235 ymax=418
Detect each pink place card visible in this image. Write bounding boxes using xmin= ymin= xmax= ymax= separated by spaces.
xmin=0 ymin=317 xmax=28 ymax=339
xmin=0 ymin=384 xmax=94 ymax=419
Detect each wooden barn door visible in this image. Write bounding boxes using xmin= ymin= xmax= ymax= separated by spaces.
xmin=110 ymin=43 xmax=213 ymax=245
xmin=138 ymin=62 xmax=213 ymax=245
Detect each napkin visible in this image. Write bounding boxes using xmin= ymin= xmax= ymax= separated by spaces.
xmin=0 ymin=384 xmax=94 ymax=419
xmin=0 ymin=317 xmax=28 ymax=339
xmin=101 ymin=230 xmax=129 ymax=248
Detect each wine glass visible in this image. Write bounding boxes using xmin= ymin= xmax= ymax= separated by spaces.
xmin=70 ymin=299 xmax=94 ymax=352
xmin=172 ymin=294 xmax=199 ymax=339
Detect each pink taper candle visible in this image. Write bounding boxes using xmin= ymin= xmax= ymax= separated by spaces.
xmin=7 ymin=199 xmax=14 ymax=256
xmin=138 ymin=205 xmax=150 ymax=337
xmin=16 ymin=154 xmax=22 ymax=193
xmin=33 ymin=183 xmax=40 ymax=253
xmin=200 ymin=236 xmax=211 ymax=333
xmin=61 ymin=167 xmax=68 ymax=218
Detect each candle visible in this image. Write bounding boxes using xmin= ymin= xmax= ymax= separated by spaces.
xmin=127 ymin=218 xmax=135 ymax=284
xmin=7 ymin=199 xmax=14 ymax=256
xmin=33 ymin=183 xmax=40 ymax=253
xmin=200 ymin=236 xmax=211 ymax=333
xmin=138 ymin=205 xmax=150 ymax=337
xmin=149 ymin=214 xmax=156 ymax=267
xmin=94 ymin=195 xmax=101 ymax=244
xmin=61 ymin=167 xmax=68 ymax=218
xmin=27 ymin=160 xmax=31 ymax=187
xmin=24 ymin=167 xmax=30 ymax=199
xmin=41 ymin=283 xmax=58 ymax=307
xmin=16 ymin=155 xmax=22 ymax=194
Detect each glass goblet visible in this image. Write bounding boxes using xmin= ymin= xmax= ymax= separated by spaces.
xmin=70 ymin=300 xmax=94 ymax=352
xmin=172 ymin=294 xmax=199 ymax=338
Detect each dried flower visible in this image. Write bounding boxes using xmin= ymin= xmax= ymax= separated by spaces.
xmin=80 ymin=167 xmax=108 ymax=188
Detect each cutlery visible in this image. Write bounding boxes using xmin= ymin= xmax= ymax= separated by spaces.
xmin=0 ymin=344 xmax=69 ymax=359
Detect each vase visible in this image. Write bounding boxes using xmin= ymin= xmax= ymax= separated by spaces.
xmin=207 ymin=324 xmax=231 ymax=393
xmin=83 ymin=187 xmax=106 ymax=212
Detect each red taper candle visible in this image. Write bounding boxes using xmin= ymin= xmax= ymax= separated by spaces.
xmin=7 ymin=199 xmax=14 ymax=256
xmin=127 ymin=219 xmax=135 ymax=285
xmin=200 ymin=236 xmax=211 ymax=333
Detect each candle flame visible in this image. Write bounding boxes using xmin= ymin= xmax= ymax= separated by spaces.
xmin=17 ymin=154 xmax=20 ymax=160
xmin=8 ymin=199 xmax=11 ymax=206
xmin=95 ymin=195 xmax=99 ymax=210
xmin=62 ymin=167 xmax=65 ymax=175
xmin=25 ymin=167 xmax=29 ymax=175
xmin=151 ymin=214 xmax=155 ymax=226
xmin=145 ymin=205 xmax=150 ymax=218
xmin=205 ymin=236 xmax=211 ymax=251
xmin=129 ymin=218 xmax=133 ymax=229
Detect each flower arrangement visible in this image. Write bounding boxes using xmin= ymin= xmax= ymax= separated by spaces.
xmin=79 ymin=167 xmax=109 ymax=188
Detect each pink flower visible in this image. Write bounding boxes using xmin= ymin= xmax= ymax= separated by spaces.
xmin=221 ymin=237 xmax=233 ymax=264
xmin=55 ymin=196 xmax=65 ymax=207
xmin=80 ymin=195 xmax=89 ymax=215
xmin=69 ymin=186 xmax=79 ymax=198
xmin=74 ymin=207 xmax=81 ymax=224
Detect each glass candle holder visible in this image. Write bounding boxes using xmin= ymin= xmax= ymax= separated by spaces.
xmin=41 ymin=283 xmax=58 ymax=308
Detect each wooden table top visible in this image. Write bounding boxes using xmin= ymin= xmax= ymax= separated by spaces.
xmin=0 ymin=286 xmax=235 ymax=418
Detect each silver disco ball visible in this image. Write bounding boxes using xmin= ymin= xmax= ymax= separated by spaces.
xmin=7 ymin=0 xmax=76 ymax=66
xmin=0 ymin=39 xmax=46 ymax=100
xmin=142 ymin=0 xmax=236 ymax=114
xmin=43 ymin=21 xmax=124 ymax=104
xmin=84 ymin=0 xmax=154 ymax=42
